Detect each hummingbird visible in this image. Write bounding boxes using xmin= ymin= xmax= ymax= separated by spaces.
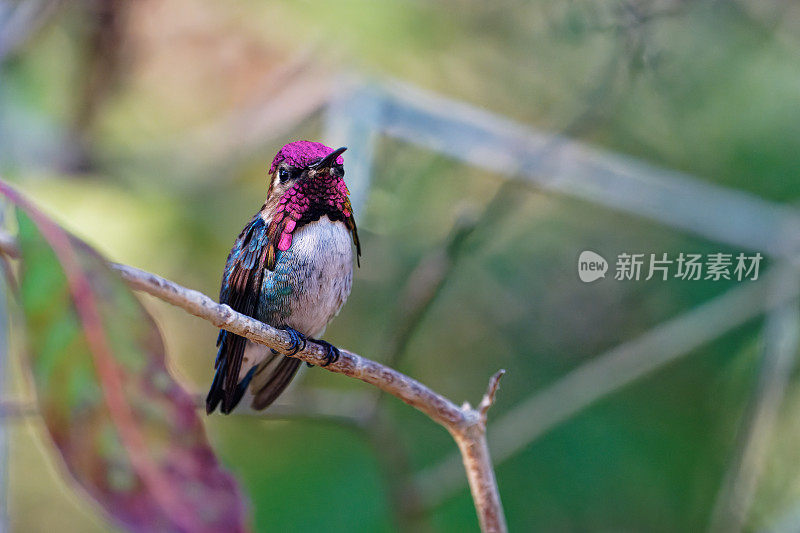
xmin=206 ymin=141 xmax=361 ymax=415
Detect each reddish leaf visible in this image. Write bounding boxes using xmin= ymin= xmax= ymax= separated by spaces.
xmin=1 ymin=181 xmax=249 ymax=533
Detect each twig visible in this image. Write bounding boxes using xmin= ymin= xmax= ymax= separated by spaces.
xmin=478 ymin=370 xmax=505 ymax=418
xmin=0 ymin=232 xmax=508 ymax=532
xmin=452 ymin=370 xmax=506 ymax=532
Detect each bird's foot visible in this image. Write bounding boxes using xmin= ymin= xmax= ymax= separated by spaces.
xmin=277 ymin=326 xmax=306 ymax=356
xmin=308 ymin=338 xmax=340 ymax=367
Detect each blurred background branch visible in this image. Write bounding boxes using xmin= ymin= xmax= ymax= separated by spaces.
xmin=0 ymin=0 xmax=62 ymax=61
xmin=709 ymin=265 xmax=800 ymax=533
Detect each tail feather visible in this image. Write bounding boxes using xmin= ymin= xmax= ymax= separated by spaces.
xmin=205 ymin=361 xmax=225 ymax=414
xmin=251 ymin=357 xmax=302 ymax=410
xmin=206 ymin=331 xmax=252 ymax=414
xmin=207 ymin=330 xmax=300 ymax=414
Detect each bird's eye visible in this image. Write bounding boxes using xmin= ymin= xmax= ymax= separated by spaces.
xmin=278 ymin=168 xmax=290 ymax=183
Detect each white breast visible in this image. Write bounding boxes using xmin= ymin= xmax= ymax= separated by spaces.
xmin=283 ymin=215 xmax=354 ymax=338
xmin=237 ymin=215 xmax=355 ymax=382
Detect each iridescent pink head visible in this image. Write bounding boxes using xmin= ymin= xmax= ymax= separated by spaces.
xmin=264 ymin=141 xmax=356 ymax=256
xmin=269 ymin=141 xmax=345 ymax=174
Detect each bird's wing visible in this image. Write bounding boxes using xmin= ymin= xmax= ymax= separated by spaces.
xmin=343 ymin=197 xmax=361 ymax=267
xmin=206 ymin=214 xmax=274 ymax=414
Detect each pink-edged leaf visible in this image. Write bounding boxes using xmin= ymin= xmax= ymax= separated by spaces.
xmin=1 ymin=181 xmax=249 ymax=533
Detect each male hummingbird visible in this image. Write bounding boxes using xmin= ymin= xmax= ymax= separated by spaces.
xmin=206 ymin=141 xmax=361 ymax=414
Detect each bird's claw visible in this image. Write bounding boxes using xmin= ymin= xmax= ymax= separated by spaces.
xmin=278 ymin=326 xmax=306 ymax=356
xmin=312 ymin=339 xmax=340 ymax=367
xmin=278 ymin=328 xmax=339 ymax=367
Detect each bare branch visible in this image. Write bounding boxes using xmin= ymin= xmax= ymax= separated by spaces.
xmin=478 ymin=370 xmax=505 ymax=419
xmin=112 ymin=263 xmax=465 ymax=424
xmin=451 ymin=374 xmax=506 ymax=533
xmin=0 ymin=231 xmax=507 ymax=532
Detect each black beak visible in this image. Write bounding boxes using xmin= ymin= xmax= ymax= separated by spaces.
xmin=311 ymin=146 xmax=347 ymax=170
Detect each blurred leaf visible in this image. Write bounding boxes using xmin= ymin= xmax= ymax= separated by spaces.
xmin=1 ymin=181 xmax=248 ymax=533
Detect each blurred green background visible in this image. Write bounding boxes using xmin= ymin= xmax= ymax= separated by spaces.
xmin=2 ymin=0 xmax=800 ymax=531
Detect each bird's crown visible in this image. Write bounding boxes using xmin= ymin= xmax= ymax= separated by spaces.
xmin=269 ymin=141 xmax=345 ymax=174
